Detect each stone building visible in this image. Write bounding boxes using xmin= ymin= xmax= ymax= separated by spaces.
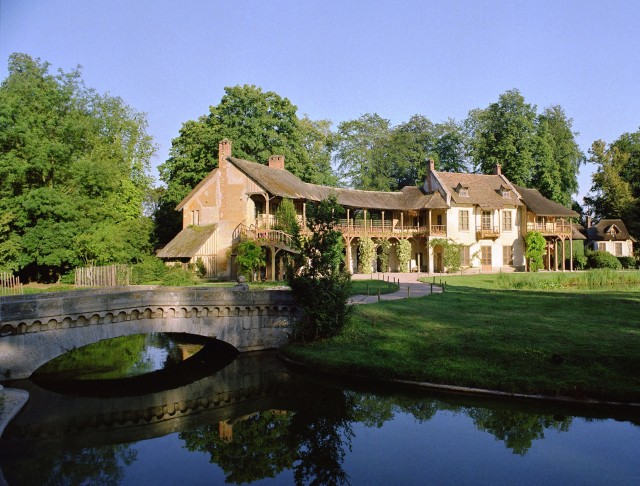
xmin=158 ymin=139 xmax=579 ymax=278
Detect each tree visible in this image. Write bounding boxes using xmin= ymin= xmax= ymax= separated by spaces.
xmin=0 ymin=53 xmax=155 ymax=280
xmin=467 ymin=89 xmax=538 ymax=186
xmin=334 ymin=113 xmax=392 ymax=189
xmin=524 ymin=232 xmax=546 ymax=272
xmin=286 ymin=195 xmax=351 ymax=341
xmin=273 ymin=198 xmax=300 ymax=236
xmin=429 ymin=238 xmax=462 ymax=273
xmin=157 ymin=86 xmax=335 ymax=245
xmin=585 ymin=133 xmax=640 ymax=239
xmin=236 ymin=240 xmax=266 ymax=281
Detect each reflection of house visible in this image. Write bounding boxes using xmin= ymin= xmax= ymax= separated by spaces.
xmin=159 ymin=139 xmax=579 ymax=278
xmin=585 ymin=219 xmax=634 ymax=257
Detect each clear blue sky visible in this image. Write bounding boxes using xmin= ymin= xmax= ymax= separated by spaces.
xmin=2 ymin=0 xmax=639 ymax=204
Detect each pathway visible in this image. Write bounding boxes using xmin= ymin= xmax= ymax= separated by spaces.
xmin=349 ymin=272 xmax=443 ymax=304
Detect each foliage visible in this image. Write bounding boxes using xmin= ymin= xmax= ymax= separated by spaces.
xmin=429 ymin=238 xmax=462 ymax=273
xmin=467 ymin=90 xmax=582 ymax=206
xmin=357 ymin=237 xmax=377 ymax=274
xmin=286 ymin=195 xmax=352 ymax=341
xmin=376 ymin=239 xmax=391 ymax=273
xmin=524 ymin=231 xmax=546 ymax=272
xmin=585 ymin=134 xmax=640 ymax=239
xmin=0 ymin=53 xmax=155 ymax=281
xmin=349 ymin=279 xmax=398 ymax=296
xmin=396 ymin=240 xmax=412 ymax=272
xmin=563 ymin=239 xmax=586 ymax=270
xmin=159 ymin=264 xmax=201 ymax=286
xmin=236 ymin=240 xmax=266 ymax=281
xmin=585 ymin=248 xmax=622 ymax=270
xmin=156 ymin=85 xmax=334 ymax=243
xmin=618 ymin=256 xmax=637 ymax=269
xmin=131 ymin=256 xmax=168 ymax=284
xmin=273 ymin=198 xmax=300 ymax=236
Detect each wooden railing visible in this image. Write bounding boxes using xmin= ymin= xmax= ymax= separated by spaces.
xmin=335 ymin=220 xmax=445 ymax=237
xmin=526 ymin=222 xmax=572 ymax=235
xmin=233 ymin=223 xmax=296 ymax=250
xmin=0 ymin=272 xmax=23 ymax=296
xmin=477 ymin=225 xmax=501 ymax=239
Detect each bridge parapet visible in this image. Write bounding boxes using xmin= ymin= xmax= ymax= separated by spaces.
xmin=0 ymin=287 xmax=301 ymax=381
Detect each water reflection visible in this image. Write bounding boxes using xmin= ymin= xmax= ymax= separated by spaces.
xmin=1 ymin=351 xmax=639 ymax=485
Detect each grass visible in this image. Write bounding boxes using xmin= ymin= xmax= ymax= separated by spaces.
xmin=350 ymin=279 xmax=399 ymax=296
xmin=282 ymin=270 xmax=640 ymax=403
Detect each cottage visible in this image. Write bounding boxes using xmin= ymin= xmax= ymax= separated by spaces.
xmin=158 ymin=139 xmax=579 ymax=278
xmin=585 ymin=219 xmax=634 ymax=257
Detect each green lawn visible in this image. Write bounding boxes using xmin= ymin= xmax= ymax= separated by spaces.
xmin=281 ymin=270 xmax=640 ymax=403
xmin=350 ymin=279 xmax=399 ymax=296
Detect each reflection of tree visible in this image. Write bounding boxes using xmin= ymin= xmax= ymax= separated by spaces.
xmin=466 ymin=408 xmax=572 ymax=455
xmin=181 ymin=411 xmax=296 ymax=483
xmin=33 ymin=334 xmax=152 ymax=380
xmin=4 ymin=444 xmax=136 ymax=486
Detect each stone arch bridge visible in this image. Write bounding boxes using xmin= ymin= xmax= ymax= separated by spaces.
xmin=0 ymin=286 xmax=301 ymax=381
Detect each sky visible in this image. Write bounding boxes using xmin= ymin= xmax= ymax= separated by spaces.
xmin=1 ymin=0 xmax=639 ymax=204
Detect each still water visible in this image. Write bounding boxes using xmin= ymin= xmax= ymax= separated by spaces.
xmin=1 ymin=334 xmax=639 ymax=485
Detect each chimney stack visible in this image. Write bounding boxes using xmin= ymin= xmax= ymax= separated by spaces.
xmin=428 ymin=159 xmax=435 ymax=173
xmin=219 ymin=139 xmax=231 ymax=168
xmin=494 ymin=163 xmax=502 ymax=175
xmin=268 ymin=155 xmax=285 ymax=170
xmin=587 ymin=216 xmax=592 ymax=228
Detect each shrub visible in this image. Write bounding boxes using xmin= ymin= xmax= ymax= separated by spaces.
xmin=159 ymin=264 xmax=200 ymax=286
xmin=525 ymin=231 xmax=546 ymax=272
xmin=397 ymin=240 xmax=412 ymax=272
xmin=430 ymin=238 xmax=462 ymax=273
xmin=617 ymin=256 xmax=637 ymax=269
xmin=377 ymin=239 xmax=391 ymax=273
xmin=358 ymin=237 xmax=377 ymax=274
xmin=131 ymin=256 xmax=168 ymax=284
xmin=587 ymin=250 xmax=622 ymax=270
xmin=236 ymin=240 xmax=266 ymax=281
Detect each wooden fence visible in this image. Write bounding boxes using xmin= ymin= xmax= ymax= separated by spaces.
xmin=75 ymin=265 xmax=131 ymax=287
xmin=0 ymin=272 xmax=23 ymax=296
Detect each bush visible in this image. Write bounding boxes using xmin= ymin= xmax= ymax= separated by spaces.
xmin=159 ymin=264 xmax=200 ymax=286
xmin=131 ymin=256 xmax=168 ymax=284
xmin=618 ymin=256 xmax=637 ymax=269
xmin=525 ymin=231 xmax=546 ymax=272
xmin=586 ymin=250 xmax=622 ymax=270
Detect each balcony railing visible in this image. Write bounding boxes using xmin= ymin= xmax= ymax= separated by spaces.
xmin=477 ymin=225 xmax=501 ymax=239
xmin=526 ymin=222 xmax=572 ymax=236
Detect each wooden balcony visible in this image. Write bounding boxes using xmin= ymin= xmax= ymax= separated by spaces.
xmin=477 ymin=225 xmax=501 ymax=239
xmin=526 ymin=222 xmax=572 ymax=236
xmin=335 ymin=220 xmax=445 ymax=238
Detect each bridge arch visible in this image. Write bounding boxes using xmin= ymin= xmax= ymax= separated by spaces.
xmin=0 ymin=287 xmax=300 ymax=381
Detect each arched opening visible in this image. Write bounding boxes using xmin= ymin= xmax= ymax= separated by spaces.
xmin=31 ymin=333 xmax=238 ymax=396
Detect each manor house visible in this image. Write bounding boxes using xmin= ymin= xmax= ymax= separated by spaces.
xmin=158 ymin=139 xmax=579 ymax=279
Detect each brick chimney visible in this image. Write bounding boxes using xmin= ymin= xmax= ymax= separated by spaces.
xmin=587 ymin=216 xmax=592 ymax=228
xmin=268 ymin=155 xmax=285 ymax=170
xmin=494 ymin=163 xmax=502 ymax=175
xmin=424 ymin=159 xmax=435 ymax=192
xmin=428 ymin=158 xmax=435 ymax=173
xmin=219 ymin=139 xmax=231 ymax=168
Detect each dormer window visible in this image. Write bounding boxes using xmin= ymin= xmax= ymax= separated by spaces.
xmin=456 ymin=183 xmax=469 ymax=197
xmin=607 ymin=225 xmax=620 ymax=237
xmin=499 ymin=185 xmax=511 ymax=198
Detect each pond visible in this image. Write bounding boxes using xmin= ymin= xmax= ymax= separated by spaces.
xmin=1 ymin=334 xmax=639 ymax=485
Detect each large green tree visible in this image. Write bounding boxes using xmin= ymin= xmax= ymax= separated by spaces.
xmin=467 ymin=90 xmax=582 ymax=206
xmin=157 ymin=85 xmax=334 ymax=243
xmin=585 ymin=134 xmax=640 ymax=238
xmin=0 ymin=53 xmax=155 ymax=281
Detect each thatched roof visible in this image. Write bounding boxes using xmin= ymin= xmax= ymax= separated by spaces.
xmin=586 ymin=219 xmax=632 ymax=241
xmin=157 ymin=224 xmax=217 ymax=258
xmin=435 ymin=172 xmax=522 ymax=209
xmin=229 ymin=157 xmax=448 ymax=211
xmin=513 ymin=185 xmax=578 ymax=217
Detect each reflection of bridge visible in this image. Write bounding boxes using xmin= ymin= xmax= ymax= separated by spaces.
xmin=0 ymin=352 xmax=298 ymax=462
xmin=0 ymin=287 xmax=301 ymax=380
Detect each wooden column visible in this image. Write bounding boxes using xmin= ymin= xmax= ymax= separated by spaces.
xmin=561 ymin=237 xmax=566 ymax=271
xmin=554 ymin=239 xmax=558 ymax=271
xmin=303 ymin=202 xmax=306 ymax=229
xmin=271 ymin=247 xmax=277 ymax=281
xmin=401 ymin=212 xmax=404 ymax=235
xmin=364 ymin=209 xmax=367 ymax=233
xmin=264 ymin=195 xmax=270 ymax=230
xmin=570 ymin=235 xmax=574 ymax=272
xmin=428 ymin=210 xmax=432 ymax=235
xmin=382 ymin=211 xmax=385 ymax=232
xmin=346 ymin=208 xmax=350 ymax=231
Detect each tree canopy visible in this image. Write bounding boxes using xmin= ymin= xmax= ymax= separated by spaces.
xmin=0 ymin=53 xmax=155 ymax=281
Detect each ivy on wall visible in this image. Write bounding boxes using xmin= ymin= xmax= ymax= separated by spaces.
xmin=397 ymin=240 xmax=412 ymax=272
xmin=358 ymin=237 xmax=377 ymax=274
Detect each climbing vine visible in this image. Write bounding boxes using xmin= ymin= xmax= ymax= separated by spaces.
xmin=429 ymin=238 xmax=462 ymax=273
xmin=525 ymin=231 xmax=546 ymax=272
xmin=397 ymin=239 xmax=412 ymax=272
xmin=377 ymin=239 xmax=391 ymax=273
xmin=358 ymin=237 xmax=377 ymax=274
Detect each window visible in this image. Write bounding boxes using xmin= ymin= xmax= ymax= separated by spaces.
xmin=597 ymin=242 xmax=606 ymax=252
xmin=460 ymin=245 xmax=470 ymax=266
xmin=191 ymin=210 xmax=200 ymax=226
xmin=459 ymin=188 xmax=469 ymax=197
xmin=481 ymin=246 xmax=492 ymax=266
xmin=459 ymin=210 xmax=469 ymax=231
xmin=502 ymin=211 xmax=512 ymax=231
xmin=503 ymin=245 xmax=513 ymax=265
xmin=481 ymin=211 xmax=492 ymax=230
xmin=615 ymin=242 xmax=623 ymax=256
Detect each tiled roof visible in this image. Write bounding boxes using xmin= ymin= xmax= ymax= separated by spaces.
xmin=435 ymin=172 xmax=522 ymax=208
xmin=513 ymin=185 xmax=579 ymax=217
xmin=229 ymin=157 xmax=449 ymax=211
xmin=157 ymin=224 xmax=217 ymax=258
xmin=586 ymin=219 xmax=631 ymax=241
